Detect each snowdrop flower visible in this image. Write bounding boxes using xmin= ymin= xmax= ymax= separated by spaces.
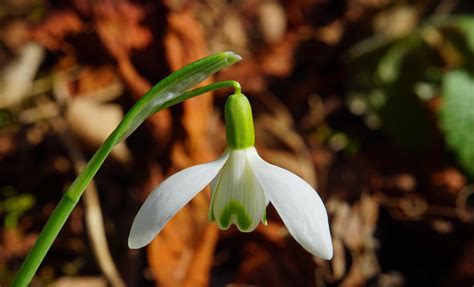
xmin=128 ymin=92 xmax=333 ymax=259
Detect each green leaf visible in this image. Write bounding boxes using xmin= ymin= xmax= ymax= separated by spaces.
xmin=0 ymin=187 xmax=35 ymax=228
xmin=377 ymin=42 xmax=411 ymax=83
xmin=439 ymin=70 xmax=474 ymax=177
xmin=116 ymin=51 xmax=242 ymax=142
xmin=378 ymin=37 xmax=433 ymax=153
xmin=455 ymin=16 xmax=474 ymax=52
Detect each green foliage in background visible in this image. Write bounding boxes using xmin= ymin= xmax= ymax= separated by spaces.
xmin=0 ymin=186 xmax=34 ymax=228
xmin=348 ymin=13 xmax=474 ymax=176
xmin=349 ymin=33 xmax=434 ymax=153
xmin=440 ymin=70 xmax=474 ymax=177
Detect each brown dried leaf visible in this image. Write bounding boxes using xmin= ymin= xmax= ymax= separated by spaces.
xmin=0 ymin=134 xmax=16 ymax=160
xmin=231 ymin=227 xmax=317 ymax=287
xmin=315 ymin=20 xmax=344 ymax=46
xmin=373 ymin=4 xmax=418 ymax=37
xmin=93 ymin=1 xmax=172 ymax=146
xmin=31 ymin=11 xmax=83 ymax=51
xmin=327 ymin=194 xmax=380 ymax=286
xmin=1 ymin=228 xmax=37 ymax=259
xmin=50 ymin=276 xmax=107 ymax=287
xmin=0 ymin=43 xmax=44 ymax=108
xmin=94 ymin=1 xmax=152 ymax=58
xmin=432 ymin=168 xmax=466 ymax=194
xmin=148 ymin=220 xmax=218 ymax=287
xmin=258 ymin=1 xmax=287 ymax=44
xmin=258 ymin=32 xmax=296 ymax=77
xmin=74 ymin=65 xmax=122 ymax=101
xmin=1 ymin=20 xmax=30 ymax=50
xmin=66 ymin=97 xmax=131 ymax=163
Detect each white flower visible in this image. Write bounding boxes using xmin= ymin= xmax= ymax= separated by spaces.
xmin=128 ymin=93 xmax=333 ymax=259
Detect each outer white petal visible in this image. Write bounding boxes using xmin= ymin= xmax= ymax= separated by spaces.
xmin=128 ymin=150 xmax=230 ymax=249
xmin=248 ymin=149 xmax=333 ymax=259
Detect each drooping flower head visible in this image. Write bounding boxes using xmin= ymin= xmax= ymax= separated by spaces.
xmin=129 ymin=91 xmax=333 ymax=259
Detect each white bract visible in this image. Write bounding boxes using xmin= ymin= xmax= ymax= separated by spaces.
xmin=128 ymin=92 xmax=333 ymax=260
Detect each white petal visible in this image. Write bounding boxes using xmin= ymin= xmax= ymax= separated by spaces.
xmin=210 ymin=148 xmax=267 ymax=232
xmin=248 ymin=149 xmax=333 ymax=259
xmin=128 ymin=150 xmax=230 ymax=249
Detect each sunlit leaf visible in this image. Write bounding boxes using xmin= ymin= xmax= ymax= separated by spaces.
xmin=439 ymin=70 xmax=474 ymax=177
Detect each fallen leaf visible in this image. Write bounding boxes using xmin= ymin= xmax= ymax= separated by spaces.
xmin=1 ymin=20 xmax=30 ymax=50
xmin=0 ymin=43 xmax=44 ymax=108
xmin=31 ymin=10 xmax=83 ymax=51
xmin=327 ymin=194 xmax=380 ymax=286
xmin=74 ymin=65 xmax=122 ymax=102
xmin=92 ymin=1 xmax=172 ymax=147
xmin=66 ymin=97 xmax=131 ymax=163
xmin=432 ymin=168 xmax=466 ymax=194
xmin=94 ymin=1 xmax=152 ymax=59
xmin=258 ymin=1 xmax=287 ymax=44
xmin=50 ymin=276 xmax=107 ymax=287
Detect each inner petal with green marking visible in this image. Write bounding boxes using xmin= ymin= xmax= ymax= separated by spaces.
xmin=209 ymin=148 xmax=267 ymax=232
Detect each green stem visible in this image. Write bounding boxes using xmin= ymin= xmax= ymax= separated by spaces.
xmin=12 ymin=80 xmax=241 ymax=286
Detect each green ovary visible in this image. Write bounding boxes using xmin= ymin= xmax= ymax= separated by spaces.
xmin=224 ymin=93 xmax=255 ymax=149
xmin=218 ymin=200 xmax=252 ymax=231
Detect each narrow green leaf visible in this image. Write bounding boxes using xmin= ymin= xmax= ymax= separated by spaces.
xmin=116 ymin=51 xmax=241 ymax=142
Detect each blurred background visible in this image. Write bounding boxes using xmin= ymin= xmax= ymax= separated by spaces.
xmin=1 ymin=0 xmax=474 ymax=286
